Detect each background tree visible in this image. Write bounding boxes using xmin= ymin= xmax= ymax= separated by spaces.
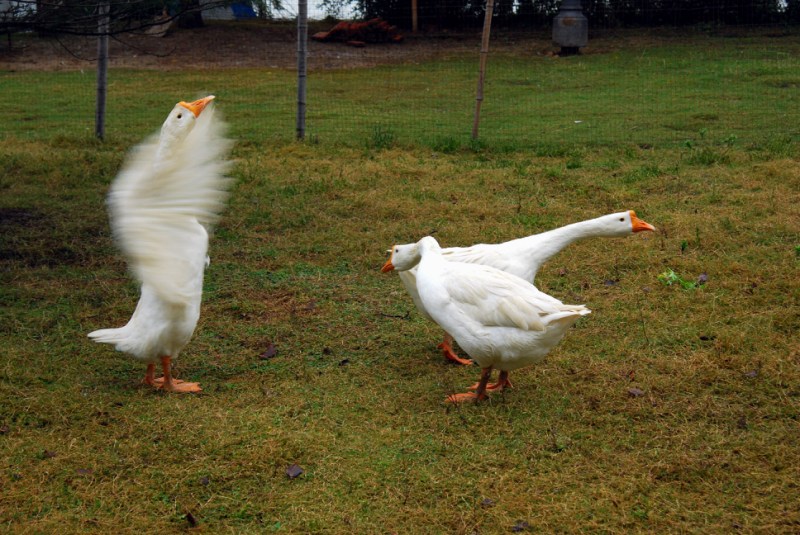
xmin=1 ymin=0 xmax=234 ymax=37
xmin=316 ymin=0 xmax=791 ymax=31
xmin=176 ymin=0 xmax=204 ymax=29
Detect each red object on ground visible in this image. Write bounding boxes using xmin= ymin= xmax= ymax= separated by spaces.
xmin=312 ymin=18 xmax=403 ymax=46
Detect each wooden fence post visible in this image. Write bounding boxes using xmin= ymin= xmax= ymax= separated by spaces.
xmin=471 ymin=0 xmax=495 ymax=140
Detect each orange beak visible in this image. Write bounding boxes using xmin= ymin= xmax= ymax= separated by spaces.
xmin=630 ymin=210 xmax=656 ymax=233
xmin=178 ymin=95 xmax=215 ymax=118
xmin=381 ymin=258 xmax=395 ymax=273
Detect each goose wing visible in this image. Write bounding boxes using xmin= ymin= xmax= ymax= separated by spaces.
xmin=441 ymin=263 xmax=585 ymax=332
xmin=108 ymin=105 xmax=232 ymax=305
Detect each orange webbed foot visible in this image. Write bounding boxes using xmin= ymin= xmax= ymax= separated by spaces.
xmin=145 ymin=357 xmax=201 ymax=393
xmin=446 ymin=392 xmax=487 ymax=404
xmin=438 ymin=341 xmax=473 ymax=366
xmin=158 ymin=380 xmax=202 ymax=393
xmin=468 ymin=378 xmax=513 ymax=392
xmin=151 ymin=377 xmax=185 ymax=385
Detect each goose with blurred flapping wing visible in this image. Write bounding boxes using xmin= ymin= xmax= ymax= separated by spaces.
xmin=88 ymin=96 xmax=232 ymax=393
xmin=383 ymin=211 xmax=654 ymax=365
xmin=384 ymin=236 xmax=590 ymax=403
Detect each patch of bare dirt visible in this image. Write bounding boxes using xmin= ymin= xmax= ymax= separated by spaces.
xmin=5 ymin=22 xmax=784 ymax=72
xmin=0 ymin=20 xmax=558 ymax=72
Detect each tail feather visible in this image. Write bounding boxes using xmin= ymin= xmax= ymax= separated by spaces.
xmin=560 ymin=304 xmax=591 ymax=314
xmin=88 ymin=327 xmax=129 ymax=345
xmin=545 ymin=306 xmax=591 ymax=326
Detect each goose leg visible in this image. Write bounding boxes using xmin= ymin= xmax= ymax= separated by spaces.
xmin=143 ymin=362 xmax=157 ymax=386
xmin=493 ymin=371 xmax=513 ymax=391
xmin=468 ymin=370 xmax=513 ymax=392
xmin=446 ymin=366 xmax=492 ymax=404
xmin=438 ymin=333 xmax=472 ymax=366
xmin=152 ymin=356 xmax=201 ymax=393
xmin=148 ymin=360 xmax=184 ymax=387
xmin=144 ymin=362 xmax=185 ymax=387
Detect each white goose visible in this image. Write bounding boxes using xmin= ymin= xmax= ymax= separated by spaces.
xmin=385 ymin=236 xmax=590 ymax=402
xmin=383 ymin=211 xmax=655 ymax=365
xmin=88 ymin=96 xmax=232 ymax=393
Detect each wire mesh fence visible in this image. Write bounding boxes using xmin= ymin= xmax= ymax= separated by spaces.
xmin=2 ymin=2 xmax=799 ymax=151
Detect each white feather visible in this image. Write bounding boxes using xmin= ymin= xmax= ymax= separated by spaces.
xmin=108 ymin=103 xmax=232 ymax=305
xmin=88 ymin=99 xmax=232 ymax=364
xmin=413 ymin=236 xmax=590 ymax=372
xmin=390 ymin=210 xmax=653 ymax=326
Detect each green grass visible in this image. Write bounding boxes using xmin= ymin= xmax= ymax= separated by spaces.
xmin=4 ymin=28 xmax=800 ymax=151
xmin=1 ymin=30 xmax=800 ymax=533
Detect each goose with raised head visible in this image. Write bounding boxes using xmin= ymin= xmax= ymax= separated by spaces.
xmin=385 ymin=236 xmax=590 ymax=402
xmin=88 ymin=96 xmax=232 ymax=393
xmin=383 ymin=211 xmax=655 ymax=365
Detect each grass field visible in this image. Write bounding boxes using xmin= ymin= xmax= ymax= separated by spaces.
xmin=1 ymin=29 xmax=799 ymax=533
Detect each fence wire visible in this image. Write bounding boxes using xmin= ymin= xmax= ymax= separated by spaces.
xmin=2 ymin=3 xmax=799 ymax=150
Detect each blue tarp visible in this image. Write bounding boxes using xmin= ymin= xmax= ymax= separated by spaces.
xmin=230 ymin=3 xmax=256 ymax=19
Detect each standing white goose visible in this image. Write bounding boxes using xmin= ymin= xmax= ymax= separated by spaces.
xmin=386 ymin=236 xmax=590 ymax=403
xmin=88 ymin=96 xmax=232 ymax=393
xmin=383 ymin=211 xmax=655 ymax=365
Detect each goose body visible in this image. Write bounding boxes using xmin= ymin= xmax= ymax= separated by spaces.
xmin=386 ymin=211 xmax=654 ymax=364
xmin=88 ymin=96 xmax=231 ymax=392
xmin=389 ymin=236 xmax=589 ymax=402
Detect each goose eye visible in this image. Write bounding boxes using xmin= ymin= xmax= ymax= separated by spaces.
xmin=619 ymin=218 xmax=624 ymax=222
xmin=177 ymin=113 xmax=183 ymax=119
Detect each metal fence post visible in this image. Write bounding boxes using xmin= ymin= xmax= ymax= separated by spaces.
xmin=95 ymin=1 xmax=109 ymax=140
xmin=296 ymin=0 xmax=308 ymax=140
